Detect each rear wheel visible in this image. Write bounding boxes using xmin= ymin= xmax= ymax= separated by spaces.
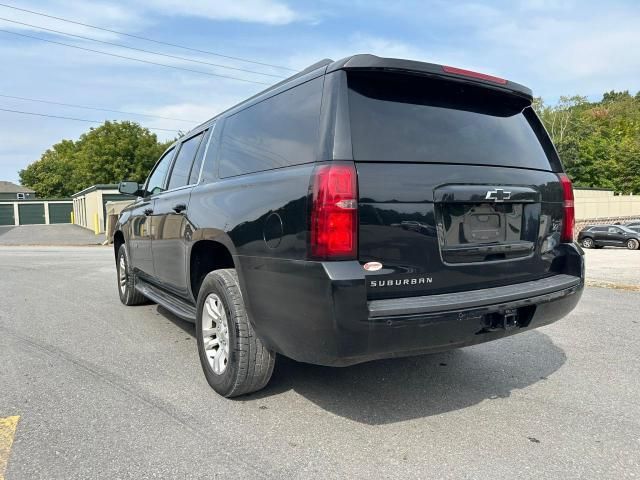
xmin=581 ymin=237 xmax=594 ymax=248
xmin=626 ymin=238 xmax=639 ymax=250
xmin=196 ymin=269 xmax=275 ymax=398
xmin=116 ymin=244 xmax=147 ymax=305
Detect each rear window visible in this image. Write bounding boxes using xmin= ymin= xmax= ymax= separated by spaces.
xmin=347 ymin=72 xmax=555 ymax=170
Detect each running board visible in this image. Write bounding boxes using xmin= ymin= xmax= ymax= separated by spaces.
xmin=135 ymin=280 xmax=197 ymax=322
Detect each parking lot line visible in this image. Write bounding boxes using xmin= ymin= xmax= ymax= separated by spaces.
xmin=0 ymin=416 xmax=20 ymax=480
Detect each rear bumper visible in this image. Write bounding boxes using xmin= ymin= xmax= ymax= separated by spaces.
xmin=237 ymin=244 xmax=584 ymax=366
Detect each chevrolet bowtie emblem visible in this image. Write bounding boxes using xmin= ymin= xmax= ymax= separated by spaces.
xmin=485 ymin=188 xmax=512 ymax=202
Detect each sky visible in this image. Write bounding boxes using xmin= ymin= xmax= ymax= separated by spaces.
xmin=0 ymin=0 xmax=639 ymax=183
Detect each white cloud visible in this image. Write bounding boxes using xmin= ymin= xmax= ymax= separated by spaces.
xmin=133 ymin=0 xmax=300 ymax=25
xmin=437 ymin=1 xmax=640 ymax=98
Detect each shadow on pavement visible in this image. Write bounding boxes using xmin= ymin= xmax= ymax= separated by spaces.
xmin=157 ymin=305 xmax=196 ymax=336
xmin=252 ymin=330 xmax=565 ymax=425
xmin=156 ymin=306 xmax=565 ymax=425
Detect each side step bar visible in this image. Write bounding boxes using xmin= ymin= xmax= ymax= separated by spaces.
xmin=368 ymin=274 xmax=582 ymax=318
xmin=135 ymin=279 xmax=197 ymax=322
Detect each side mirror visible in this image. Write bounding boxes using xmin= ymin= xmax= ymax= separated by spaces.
xmin=118 ymin=181 xmax=142 ymax=196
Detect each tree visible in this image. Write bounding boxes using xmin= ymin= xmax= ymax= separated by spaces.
xmin=20 ymin=121 xmax=172 ymax=197
xmin=533 ymin=91 xmax=640 ymax=193
xmin=18 ymin=140 xmax=78 ymax=198
xmin=602 ymin=90 xmax=631 ymax=103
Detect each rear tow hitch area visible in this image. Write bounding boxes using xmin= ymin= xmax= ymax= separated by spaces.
xmin=482 ymin=309 xmax=520 ymax=332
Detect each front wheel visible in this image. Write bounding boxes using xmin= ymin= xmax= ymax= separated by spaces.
xmin=581 ymin=237 xmax=594 ymax=248
xmin=196 ymin=269 xmax=275 ymax=398
xmin=626 ymin=238 xmax=639 ymax=250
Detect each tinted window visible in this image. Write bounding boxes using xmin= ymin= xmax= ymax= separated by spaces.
xmin=218 ymin=77 xmax=323 ymax=178
xmin=188 ymin=129 xmax=211 ymax=185
xmin=146 ymin=148 xmax=175 ymax=196
xmin=200 ymin=128 xmax=219 ymax=184
xmin=592 ymin=226 xmax=606 ymax=231
xmin=348 ymin=72 xmax=553 ymax=170
xmin=167 ymin=131 xmax=205 ymax=190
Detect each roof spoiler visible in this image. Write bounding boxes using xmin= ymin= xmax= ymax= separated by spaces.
xmin=327 ymin=54 xmax=533 ymax=102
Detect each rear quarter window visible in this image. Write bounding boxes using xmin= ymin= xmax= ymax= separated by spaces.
xmin=218 ymin=77 xmax=323 ymax=178
xmin=347 ymin=72 xmax=558 ymax=171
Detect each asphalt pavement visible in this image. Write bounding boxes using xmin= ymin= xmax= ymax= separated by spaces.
xmin=0 ymin=225 xmax=103 ymax=246
xmin=0 ymin=246 xmax=638 ymax=479
xmin=583 ymin=247 xmax=640 ymax=288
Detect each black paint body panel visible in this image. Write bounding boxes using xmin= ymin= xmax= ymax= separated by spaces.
xmin=114 ymin=54 xmax=585 ymax=366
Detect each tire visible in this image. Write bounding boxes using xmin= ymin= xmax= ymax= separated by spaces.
xmin=195 ymin=269 xmax=275 ymax=398
xmin=116 ymin=244 xmax=147 ymax=306
xmin=581 ymin=237 xmax=594 ymax=248
xmin=626 ymin=238 xmax=639 ymax=250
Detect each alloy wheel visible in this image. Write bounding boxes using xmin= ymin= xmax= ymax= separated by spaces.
xmin=118 ymin=255 xmax=127 ymax=293
xmin=201 ymin=293 xmax=230 ymax=375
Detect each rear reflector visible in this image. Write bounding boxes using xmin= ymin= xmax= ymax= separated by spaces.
xmin=442 ymin=65 xmax=508 ymax=85
xmin=310 ymin=163 xmax=358 ymax=260
xmin=558 ymin=173 xmax=575 ymax=242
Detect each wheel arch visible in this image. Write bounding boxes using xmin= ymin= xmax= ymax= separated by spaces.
xmin=113 ymin=230 xmax=125 ymax=262
xmin=189 ymin=239 xmax=237 ymax=301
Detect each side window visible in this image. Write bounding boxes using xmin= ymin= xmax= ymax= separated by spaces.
xmin=188 ymin=128 xmax=212 ymax=185
xmin=145 ymin=147 xmax=175 ymax=196
xmin=218 ymin=76 xmax=323 ymax=178
xmin=167 ymin=131 xmax=206 ymax=190
xmin=608 ymin=227 xmax=620 ymax=234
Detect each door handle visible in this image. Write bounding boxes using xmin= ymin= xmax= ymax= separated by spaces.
xmin=144 ymin=208 xmax=153 ymax=216
xmin=172 ymin=203 xmax=187 ymax=214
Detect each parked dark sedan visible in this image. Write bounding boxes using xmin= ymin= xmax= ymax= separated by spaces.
xmin=578 ymin=224 xmax=640 ymax=250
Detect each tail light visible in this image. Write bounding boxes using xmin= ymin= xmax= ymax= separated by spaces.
xmin=309 ymin=163 xmax=358 ymax=260
xmin=558 ymin=173 xmax=575 ymax=242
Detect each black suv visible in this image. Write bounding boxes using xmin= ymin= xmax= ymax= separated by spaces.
xmin=578 ymin=224 xmax=640 ymax=249
xmin=115 ymin=55 xmax=584 ymax=397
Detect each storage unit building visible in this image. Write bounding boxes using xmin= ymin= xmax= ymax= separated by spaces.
xmin=0 ymin=199 xmax=73 ymax=226
xmin=72 ymin=185 xmax=134 ymax=234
